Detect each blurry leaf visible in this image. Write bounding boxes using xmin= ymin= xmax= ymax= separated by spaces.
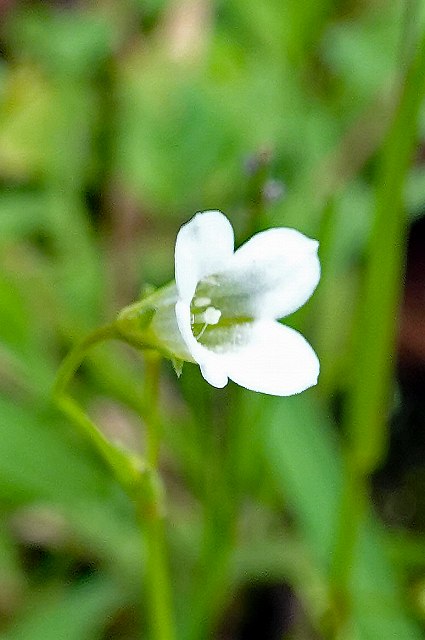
xmin=0 ymin=66 xmax=52 ymax=180
xmin=406 ymin=166 xmax=425 ymax=217
xmin=0 ymin=396 xmax=113 ymax=505
xmin=116 ymin=59 xmax=242 ymax=210
xmin=282 ymin=0 xmax=335 ymax=65
xmin=0 ymin=523 xmax=24 ymax=610
xmin=6 ymin=8 xmax=118 ymax=77
xmin=0 ymin=193 xmax=48 ymax=238
xmin=322 ymin=4 xmax=401 ymax=102
xmin=67 ymin=500 xmax=141 ymax=583
xmin=3 ymin=577 xmax=126 ymax=640
xmin=253 ymin=392 xmax=422 ymax=638
xmin=232 ymin=534 xmax=329 ymax=626
xmin=0 ymin=274 xmax=30 ymax=355
xmin=0 ymin=524 xmax=20 ymax=575
xmin=0 ymin=395 xmax=141 ymax=579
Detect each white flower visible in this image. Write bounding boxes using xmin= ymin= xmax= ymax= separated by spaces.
xmin=172 ymin=210 xmax=320 ymax=395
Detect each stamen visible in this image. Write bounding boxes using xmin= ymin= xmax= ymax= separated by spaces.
xmin=193 ymin=296 xmax=211 ymax=308
xmin=196 ymin=323 xmax=208 ymax=340
xmin=203 ymin=306 xmax=221 ymax=325
xmin=192 ymin=306 xmax=222 ymax=341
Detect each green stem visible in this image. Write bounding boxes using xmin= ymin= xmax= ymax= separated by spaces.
xmin=56 ymin=393 xmax=144 ymax=493
xmin=144 ymin=352 xmax=162 ymax=467
xmin=141 ymin=352 xmax=176 ymax=640
xmin=53 ymin=324 xmax=144 ymax=494
xmin=330 ymin=25 xmax=425 ymax=634
xmin=53 ymin=326 xmax=176 ymax=640
xmin=54 ymin=324 xmax=118 ymax=399
xmin=140 ymin=483 xmax=176 ymax=640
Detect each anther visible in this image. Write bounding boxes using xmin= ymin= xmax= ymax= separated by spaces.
xmin=193 ymin=296 xmax=211 ymax=308
xmin=203 ymin=307 xmax=221 ymax=325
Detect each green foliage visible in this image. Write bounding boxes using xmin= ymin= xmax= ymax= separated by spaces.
xmin=0 ymin=0 xmax=424 ymax=638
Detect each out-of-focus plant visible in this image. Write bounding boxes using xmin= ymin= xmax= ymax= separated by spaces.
xmin=0 ymin=1 xmax=425 ymax=639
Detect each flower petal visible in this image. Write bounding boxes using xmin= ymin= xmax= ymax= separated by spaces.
xmin=175 ymin=301 xmax=228 ymax=388
xmin=206 ymin=320 xmax=319 ymax=396
xmin=199 ymin=361 xmax=228 ymax=388
xmin=175 ymin=210 xmax=234 ymax=303
xmin=202 ymin=228 xmax=320 ymax=320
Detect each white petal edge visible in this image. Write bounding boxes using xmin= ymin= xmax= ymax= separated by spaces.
xmin=175 ymin=300 xmax=228 ymax=388
xmin=219 ymin=227 xmax=320 ymax=319
xmin=175 ymin=210 xmax=234 ymax=303
xmin=220 ymin=320 xmax=319 ymax=396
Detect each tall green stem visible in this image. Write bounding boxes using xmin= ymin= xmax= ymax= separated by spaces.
xmin=330 ymin=26 xmax=425 ymax=634
xmin=141 ymin=353 xmax=176 ymax=640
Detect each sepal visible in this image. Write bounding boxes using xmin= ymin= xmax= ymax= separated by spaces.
xmin=115 ymin=282 xmax=193 ymax=363
xmin=171 ymin=358 xmax=184 ymax=377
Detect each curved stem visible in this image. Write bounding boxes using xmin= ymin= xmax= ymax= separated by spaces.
xmin=53 ymin=326 xmax=175 ymax=640
xmin=56 ymin=392 xmax=144 ymax=493
xmin=53 ymin=324 xmax=118 ymax=398
xmin=53 ymin=324 xmax=145 ymax=494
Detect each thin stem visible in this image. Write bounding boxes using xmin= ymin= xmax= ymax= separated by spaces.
xmin=54 ymin=321 xmax=175 ymax=639
xmin=54 ymin=324 xmax=118 ymax=398
xmin=54 ymin=326 xmax=176 ymax=639
xmin=144 ymin=352 xmax=162 ymax=467
xmin=56 ymin=393 xmax=143 ymax=495
xmin=53 ymin=324 xmax=145 ymax=495
xmin=141 ymin=353 xmax=176 ymax=640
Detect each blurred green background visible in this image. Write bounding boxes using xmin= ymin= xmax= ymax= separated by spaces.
xmin=1 ymin=0 xmax=425 ymax=638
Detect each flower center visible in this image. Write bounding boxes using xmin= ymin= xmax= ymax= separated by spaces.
xmin=202 ymin=306 xmax=221 ymax=325
xmin=190 ymin=295 xmax=222 ymax=341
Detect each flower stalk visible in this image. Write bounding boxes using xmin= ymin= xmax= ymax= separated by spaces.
xmin=53 ymin=208 xmax=321 ymax=640
xmin=141 ymin=352 xmax=175 ymax=640
xmin=53 ymin=324 xmax=144 ymax=494
xmin=53 ymin=325 xmax=176 ymax=640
